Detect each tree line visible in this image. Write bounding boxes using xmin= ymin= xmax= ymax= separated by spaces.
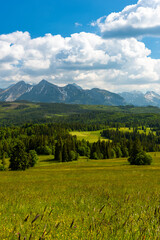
xmin=0 ymin=123 xmax=157 ymax=170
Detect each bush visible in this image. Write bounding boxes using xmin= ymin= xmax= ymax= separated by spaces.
xmin=110 ymin=149 xmax=116 ymax=158
xmin=0 ymin=164 xmax=6 ymax=171
xmin=128 ymin=151 xmax=152 ymax=165
xmin=36 ymin=145 xmax=52 ymax=155
xmin=69 ymin=151 xmax=78 ymax=161
xmin=28 ymin=150 xmax=38 ymax=167
xmin=92 ymin=152 xmax=98 ymax=159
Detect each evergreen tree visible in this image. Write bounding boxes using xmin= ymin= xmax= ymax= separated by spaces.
xmin=128 ymin=138 xmax=152 ymax=165
xmin=114 ymin=145 xmax=122 ymax=158
xmin=55 ymin=138 xmax=63 ymax=162
xmin=9 ymin=141 xmax=29 ymax=170
xmin=62 ymin=143 xmax=69 ymax=162
xmin=133 ymin=151 xmax=152 ymax=165
xmin=128 ymin=138 xmax=142 ymax=164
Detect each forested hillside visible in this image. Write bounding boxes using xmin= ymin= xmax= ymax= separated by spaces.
xmin=1 ymin=101 xmax=160 ymax=127
xmin=1 ymin=101 xmax=160 ymax=169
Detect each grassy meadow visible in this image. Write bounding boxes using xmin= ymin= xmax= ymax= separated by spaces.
xmin=70 ymin=130 xmax=109 ymax=143
xmin=70 ymin=127 xmax=155 ymax=143
xmin=109 ymin=127 xmax=156 ymax=135
xmin=1 ymin=153 xmax=160 ymax=239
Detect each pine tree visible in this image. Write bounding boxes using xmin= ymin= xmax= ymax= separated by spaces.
xmin=62 ymin=143 xmax=69 ymax=162
xmin=9 ymin=141 xmax=29 ymax=170
xmin=55 ymin=138 xmax=63 ymax=162
xmin=128 ymin=138 xmax=152 ymax=165
xmin=130 ymin=138 xmax=142 ymax=159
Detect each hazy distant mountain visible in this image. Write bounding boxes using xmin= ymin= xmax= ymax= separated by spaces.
xmin=145 ymin=91 xmax=160 ymax=106
xmin=0 ymin=81 xmax=32 ymax=102
xmin=119 ymin=91 xmax=150 ymax=106
xmin=119 ymin=91 xmax=160 ymax=107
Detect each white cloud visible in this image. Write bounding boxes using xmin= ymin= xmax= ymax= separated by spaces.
xmin=94 ymin=0 xmax=160 ymax=39
xmin=75 ymin=22 xmax=83 ymax=27
xmin=0 ymin=31 xmax=160 ymax=92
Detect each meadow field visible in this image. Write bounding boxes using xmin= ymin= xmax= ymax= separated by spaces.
xmin=1 ymin=153 xmax=160 ymax=239
xmin=70 ymin=127 xmax=155 ymax=143
xmin=70 ymin=130 xmax=108 ymax=143
xmin=108 ymin=127 xmax=155 ymax=135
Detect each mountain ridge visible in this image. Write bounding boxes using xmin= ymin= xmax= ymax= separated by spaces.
xmin=17 ymin=80 xmax=125 ymax=106
xmin=119 ymin=91 xmax=160 ymax=107
xmin=0 ymin=80 xmax=160 ymax=107
xmin=0 ymin=81 xmax=32 ymax=102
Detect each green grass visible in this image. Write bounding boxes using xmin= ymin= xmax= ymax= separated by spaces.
xmin=1 ymin=153 xmax=160 ymax=239
xmin=70 ymin=130 xmax=109 ymax=143
xmin=70 ymin=127 xmax=155 ymax=143
xmin=108 ymin=127 xmax=156 ymax=135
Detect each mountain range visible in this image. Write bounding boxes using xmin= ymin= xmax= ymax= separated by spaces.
xmin=0 ymin=80 xmax=160 ymax=107
xmin=119 ymin=91 xmax=160 ymax=107
xmin=0 ymin=80 xmax=125 ymax=106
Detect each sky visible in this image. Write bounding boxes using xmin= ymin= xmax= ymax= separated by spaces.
xmin=0 ymin=0 xmax=160 ymax=92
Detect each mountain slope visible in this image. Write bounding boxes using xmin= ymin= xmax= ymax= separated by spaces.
xmin=145 ymin=91 xmax=160 ymax=106
xmin=120 ymin=91 xmax=160 ymax=107
xmin=18 ymin=81 xmax=125 ymax=106
xmin=18 ymin=80 xmax=64 ymax=103
xmin=119 ymin=91 xmax=150 ymax=106
xmin=86 ymin=88 xmax=125 ymax=106
xmin=0 ymin=81 xmax=32 ymax=102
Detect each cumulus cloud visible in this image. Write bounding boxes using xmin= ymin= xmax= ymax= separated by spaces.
xmin=94 ymin=0 xmax=160 ymax=39
xmin=0 ymin=31 xmax=160 ymax=92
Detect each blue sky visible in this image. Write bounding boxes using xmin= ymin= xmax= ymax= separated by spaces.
xmin=0 ymin=0 xmax=137 ymax=37
xmin=0 ymin=0 xmax=160 ymax=92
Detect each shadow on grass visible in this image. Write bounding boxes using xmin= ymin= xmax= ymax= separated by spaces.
xmin=38 ymin=155 xmax=59 ymax=164
xmin=40 ymin=158 xmax=59 ymax=163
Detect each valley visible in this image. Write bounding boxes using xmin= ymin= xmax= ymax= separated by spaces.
xmin=0 ymin=102 xmax=160 ymax=239
xmin=1 ymin=0 xmax=160 ymax=239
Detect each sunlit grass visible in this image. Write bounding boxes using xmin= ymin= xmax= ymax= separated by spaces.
xmin=70 ymin=130 xmax=109 ymax=143
xmin=109 ymin=127 xmax=155 ymax=135
xmin=1 ymin=154 xmax=160 ymax=239
xmin=70 ymin=127 xmax=156 ymax=144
